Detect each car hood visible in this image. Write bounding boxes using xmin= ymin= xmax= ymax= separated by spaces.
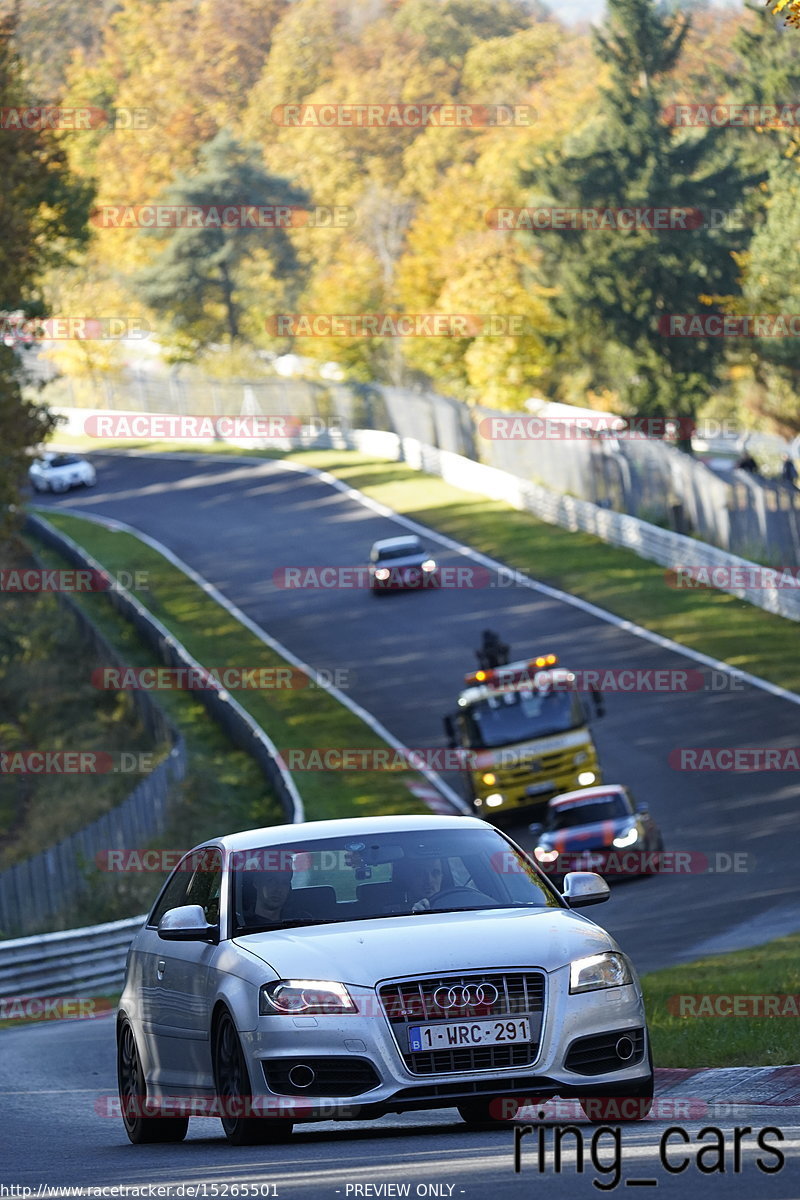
xmin=233 ymin=906 xmax=616 ymax=985
xmin=539 ymin=818 xmax=634 ymax=852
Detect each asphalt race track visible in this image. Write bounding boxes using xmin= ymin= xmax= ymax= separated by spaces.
xmin=1 ymin=1016 xmax=799 ymax=1197
xmin=31 ymin=451 xmax=800 ymax=972
xmin=7 ymin=449 xmax=799 ymax=1198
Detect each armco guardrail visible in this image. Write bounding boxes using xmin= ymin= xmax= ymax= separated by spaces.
xmin=0 ymin=914 xmax=145 ymax=1003
xmin=25 ymin=513 xmax=304 ymax=826
xmin=48 ymin=414 xmax=800 ymax=622
xmin=391 ymin=435 xmax=800 ymax=623
xmin=47 ymin=369 xmax=800 ymax=563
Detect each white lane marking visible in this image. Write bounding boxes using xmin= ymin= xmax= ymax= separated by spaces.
xmin=93 ymin=450 xmax=800 ymax=709
xmin=36 ymin=503 xmax=469 ymax=815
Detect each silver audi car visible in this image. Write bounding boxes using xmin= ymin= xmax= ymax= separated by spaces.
xmin=117 ymin=814 xmax=653 ymax=1145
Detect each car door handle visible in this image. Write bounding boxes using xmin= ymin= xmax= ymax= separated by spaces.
xmin=157 ymin=959 xmax=166 ymax=981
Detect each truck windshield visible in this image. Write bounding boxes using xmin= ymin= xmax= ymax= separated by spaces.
xmin=464 ymin=689 xmax=585 ymax=749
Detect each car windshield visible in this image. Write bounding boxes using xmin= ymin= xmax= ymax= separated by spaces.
xmin=463 ymin=689 xmax=586 ymax=749
xmin=50 ymin=454 xmax=80 ymax=467
xmin=230 ymin=827 xmax=559 ymax=934
xmin=547 ymin=795 xmax=630 ymax=829
xmin=375 ymin=542 xmax=422 ymax=561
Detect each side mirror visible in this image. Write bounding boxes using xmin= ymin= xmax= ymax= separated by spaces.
xmin=591 ymin=690 xmax=605 ymax=718
xmin=636 ymin=803 xmax=649 ymax=815
xmin=158 ymin=904 xmax=218 ymax=942
xmin=528 ymin=822 xmax=544 ymax=840
xmin=443 ymin=714 xmax=457 ymax=749
xmin=561 ymin=872 xmax=610 ymax=908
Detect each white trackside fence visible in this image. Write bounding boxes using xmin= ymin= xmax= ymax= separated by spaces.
xmin=51 ymin=371 xmax=800 ymax=566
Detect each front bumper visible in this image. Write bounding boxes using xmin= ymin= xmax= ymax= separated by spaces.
xmin=474 ymin=768 xmax=604 ymax=820
xmin=239 ymin=972 xmax=649 ymax=1120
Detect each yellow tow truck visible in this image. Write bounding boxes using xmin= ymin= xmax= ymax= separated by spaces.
xmin=443 ymin=654 xmax=605 ymax=822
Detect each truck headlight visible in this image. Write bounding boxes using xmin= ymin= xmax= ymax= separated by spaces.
xmin=482 ymin=772 xmax=497 ymax=785
xmin=260 ymin=980 xmax=357 ymax=1015
xmin=485 ymin=793 xmax=504 ymax=807
xmin=569 ymin=952 xmax=632 ymax=994
xmin=573 ymin=751 xmax=589 ymax=765
xmin=577 ymin=771 xmax=596 ymax=786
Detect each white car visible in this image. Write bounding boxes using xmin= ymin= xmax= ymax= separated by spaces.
xmin=117 ymin=814 xmax=653 ymax=1145
xmin=29 ymin=452 xmax=96 ymax=493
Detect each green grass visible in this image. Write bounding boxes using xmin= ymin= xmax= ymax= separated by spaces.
xmin=642 ymin=933 xmax=800 ymax=1067
xmin=32 ymin=510 xmax=429 ymax=825
xmin=51 ymin=437 xmax=800 ymax=692
xmin=0 ymin=539 xmax=165 ymax=872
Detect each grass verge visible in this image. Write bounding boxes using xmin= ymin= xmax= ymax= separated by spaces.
xmin=642 ymin=933 xmax=800 ymax=1067
xmin=7 ymin=531 xmax=285 ymax=935
xmin=31 ymin=510 xmax=428 ymax=826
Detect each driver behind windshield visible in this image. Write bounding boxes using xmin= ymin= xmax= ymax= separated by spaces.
xmin=395 ymin=857 xmax=444 ymax=912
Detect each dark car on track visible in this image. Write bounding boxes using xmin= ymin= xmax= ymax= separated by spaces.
xmin=368 ymin=535 xmax=438 ymax=593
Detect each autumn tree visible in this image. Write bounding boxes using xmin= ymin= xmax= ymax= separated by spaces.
xmin=520 ymin=0 xmax=760 ymax=426
xmin=133 ymin=130 xmax=309 ymax=357
xmin=0 ymin=13 xmax=92 ymax=533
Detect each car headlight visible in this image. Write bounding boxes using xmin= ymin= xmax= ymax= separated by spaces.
xmin=569 ymin=952 xmax=632 ymax=994
xmin=613 ymin=825 xmax=640 ymax=848
xmin=421 ymin=559 xmax=437 ymax=572
xmin=259 ymin=979 xmax=357 ymax=1015
xmin=573 ymin=751 xmax=589 ymax=765
xmin=534 ymin=847 xmax=559 ymax=863
xmin=374 ymin=568 xmax=391 ymax=581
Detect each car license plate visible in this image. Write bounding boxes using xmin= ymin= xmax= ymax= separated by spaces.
xmin=408 ymin=1017 xmax=531 ymax=1051
xmin=525 ymin=781 xmax=555 ymax=797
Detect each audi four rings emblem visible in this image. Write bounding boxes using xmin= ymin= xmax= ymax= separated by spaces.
xmin=432 ymin=983 xmax=499 ymax=1009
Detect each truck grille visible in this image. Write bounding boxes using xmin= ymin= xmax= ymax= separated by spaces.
xmin=379 ymin=971 xmax=546 ymax=1075
xmin=501 ymin=749 xmax=576 ymax=782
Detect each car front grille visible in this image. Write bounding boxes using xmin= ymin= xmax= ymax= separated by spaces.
xmin=379 ymin=970 xmax=546 ymax=1075
xmin=564 ymin=1027 xmax=646 ymax=1075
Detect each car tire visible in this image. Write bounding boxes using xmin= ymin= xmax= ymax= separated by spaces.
xmin=457 ymin=1097 xmax=521 ymax=1126
xmin=117 ymin=1019 xmax=189 ymax=1144
xmin=50 ymin=478 xmax=69 ymax=493
xmin=213 ymin=1010 xmax=294 ymax=1146
xmin=579 ymin=1043 xmax=654 ymax=1123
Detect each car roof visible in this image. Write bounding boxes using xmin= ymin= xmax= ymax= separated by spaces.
xmin=549 ymin=785 xmax=628 ymax=807
xmin=196 ymin=813 xmax=487 ymax=854
xmin=371 ymin=535 xmax=423 ymax=552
